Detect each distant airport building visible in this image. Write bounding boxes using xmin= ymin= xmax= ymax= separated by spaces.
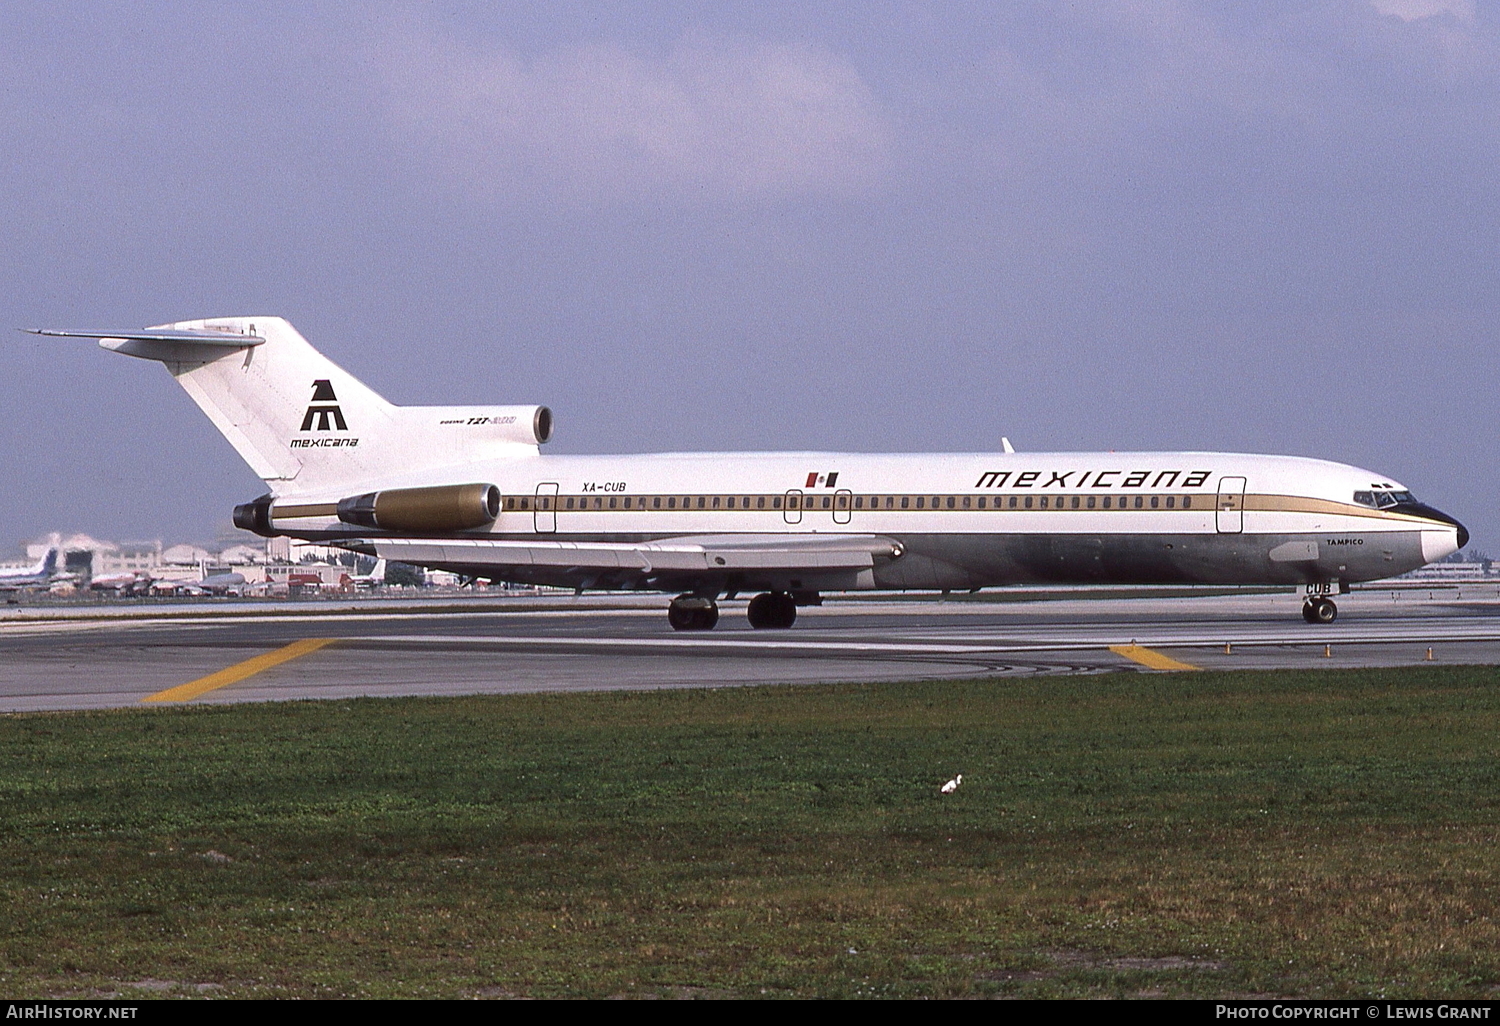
xmin=25 ymin=534 xmax=160 ymax=579
xmin=95 ymin=541 xmax=163 ymax=576
xmin=219 ymin=543 xmax=266 ymax=565
xmin=161 ymin=543 xmax=214 ymax=565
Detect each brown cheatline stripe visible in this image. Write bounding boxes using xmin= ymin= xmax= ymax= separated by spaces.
xmin=141 ymin=638 xmax=338 ymax=703
xmin=268 ymin=489 xmax=1433 ymax=523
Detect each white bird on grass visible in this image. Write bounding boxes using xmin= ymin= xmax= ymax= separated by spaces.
xmin=940 ymin=774 xmax=962 ymax=794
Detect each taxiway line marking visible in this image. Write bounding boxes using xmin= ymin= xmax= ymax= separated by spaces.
xmin=1109 ymin=644 xmax=1201 ymax=671
xmin=141 ymin=638 xmax=338 ymax=703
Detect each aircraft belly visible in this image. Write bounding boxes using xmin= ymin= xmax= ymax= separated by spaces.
xmin=882 ymin=530 xmax=1428 ymax=587
xmin=332 ymin=527 xmax=1431 ymax=592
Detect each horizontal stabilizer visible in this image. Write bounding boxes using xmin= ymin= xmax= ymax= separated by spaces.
xmin=339 ymin=534 xmax=902 ymax=574
xmin=27 ymin=327 xmax=265 ymax=346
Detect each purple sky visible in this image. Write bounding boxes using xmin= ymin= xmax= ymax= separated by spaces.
xmin=2 ymin=1 xmax=1494 ymax=552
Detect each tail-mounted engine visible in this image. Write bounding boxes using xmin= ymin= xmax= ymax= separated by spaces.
xmin=336 ymin=483 xmax=501 ymax=533
xmin=232 ymin=494 xmax=276 ymax=537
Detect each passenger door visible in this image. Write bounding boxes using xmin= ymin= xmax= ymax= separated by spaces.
xmin=535 ymin=482 xmax=558 ymax=533
xmin=1216 ymin=477 xmax=1246 ymax=534
xmin=834 ymin=488 xmax=852 ymax=525
xmin=784 ymin=489 xmax=803 ymax=525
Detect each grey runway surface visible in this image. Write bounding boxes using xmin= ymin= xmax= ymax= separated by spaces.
xmin=2 ymin=587 xmax=1499 ymax=712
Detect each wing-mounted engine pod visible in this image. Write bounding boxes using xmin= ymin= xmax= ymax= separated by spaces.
xmin=337 ymin=483 xmax=501 ymax=533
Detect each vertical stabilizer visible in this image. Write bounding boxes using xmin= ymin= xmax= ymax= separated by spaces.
xmin=41 ymin=316 xmax=548 ymax=499
xmin=135 ymin=317 xmax=396 ymax=493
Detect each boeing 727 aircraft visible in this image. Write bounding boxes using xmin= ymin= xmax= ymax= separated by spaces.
xmin=35 ymin=317 xmax=1468 ymax=629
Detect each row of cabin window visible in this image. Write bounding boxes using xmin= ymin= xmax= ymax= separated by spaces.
xmin=504 ymin=493 xmax=1201 ymax=512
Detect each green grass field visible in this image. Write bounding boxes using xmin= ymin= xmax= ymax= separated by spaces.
xmin=3 ymin=666 xmax=1500 ymax=999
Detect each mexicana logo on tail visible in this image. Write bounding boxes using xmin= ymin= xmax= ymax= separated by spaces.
xmin=299 ymin=379 xmax=347 ymax=431
xmin=291 ymin=379 xmax=359 ymax=447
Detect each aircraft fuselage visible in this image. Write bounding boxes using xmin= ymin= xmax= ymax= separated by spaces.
xmin=259 ymin=450 xmax=1464 ymax=595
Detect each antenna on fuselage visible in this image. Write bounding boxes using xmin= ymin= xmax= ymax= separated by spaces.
xmin=1001 ymin=437 xmax=1015 ymax=454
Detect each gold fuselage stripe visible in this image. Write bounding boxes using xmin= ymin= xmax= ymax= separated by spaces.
xmin=270 ymin=491 xmax=1438 ymax=526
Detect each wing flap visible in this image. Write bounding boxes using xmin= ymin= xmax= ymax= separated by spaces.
xmin=344 ymin=534 xmax=902 ymax=574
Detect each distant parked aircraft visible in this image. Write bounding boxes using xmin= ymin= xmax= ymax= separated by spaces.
xmin=350 ymin=558 xmax=386 ymax=589
xmin=152 ymin=570 xmax=248 ymax=597
xmin=0 ymin=548 xmax=62 ymax=591
xmin=88 ymin=570 xmax=156 ymax=596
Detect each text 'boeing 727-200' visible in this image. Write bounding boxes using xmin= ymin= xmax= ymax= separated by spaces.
xmin=33 ymin=318 xmax=1468 ymax=629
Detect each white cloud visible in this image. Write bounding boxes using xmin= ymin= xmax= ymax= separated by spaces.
xmin=1371 ymin=0 xmax=1476 ymax=22
xmin=366 ymin=19 xmax=894 ymax=205
xmin=968 ymin=0 xmax=1499 ymax=179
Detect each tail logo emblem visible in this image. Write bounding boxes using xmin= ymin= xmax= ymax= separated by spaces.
xmin=299 ymin=379 xmax=348 ymax=431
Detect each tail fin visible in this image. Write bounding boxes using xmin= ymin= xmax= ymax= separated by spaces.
xmin=39 ymin=317 xmax=552 ymax=497
xmin=149 ymin=317 xmax=395 ymax=492
xmin=30 ymin=548 xmax=58 ymax=577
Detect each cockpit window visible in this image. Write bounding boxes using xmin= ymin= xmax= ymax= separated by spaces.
xmin=1355 ymin=490 xmax=1415 ymax=509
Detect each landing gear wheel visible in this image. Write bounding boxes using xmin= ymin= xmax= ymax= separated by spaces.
xmin=1302 ymin=598 xmax=1337 ymax=624
xmin=668 ymin=595 xmax=719 ymax=631
xmin=747 ymin=591 xmax=797 ymax=629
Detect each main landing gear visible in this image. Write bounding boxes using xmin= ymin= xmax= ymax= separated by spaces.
xmin=666 ymin=590 xmax=802 ymax=630
xmin=667 ymin=594 xmax=719 ymax=631
xmin=746 ymin=591 xmax=797 ymax=630
xmin=1302 ymin=597 xmax=1337 ymax=624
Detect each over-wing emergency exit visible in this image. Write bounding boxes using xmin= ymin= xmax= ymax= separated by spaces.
xmin=34 ymin=317 xmax=1468 ymax=629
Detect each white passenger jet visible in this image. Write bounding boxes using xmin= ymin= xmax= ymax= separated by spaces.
xmin=0 ymin=548 xmax=62 ymax=592
xmin=34 ymin=318 xmax=1468 ymax=629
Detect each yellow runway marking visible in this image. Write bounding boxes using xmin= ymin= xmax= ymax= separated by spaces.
xmin=142 ymin=638 xmax=338 ymax=703
xmin=1109 ymin=644 xmax=1201 ymax=672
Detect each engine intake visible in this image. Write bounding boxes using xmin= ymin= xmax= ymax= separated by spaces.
xmin=233 ymin=494 xmax=276 ymax=537
xmin=337 ymin=483 xmax=501 ymax=533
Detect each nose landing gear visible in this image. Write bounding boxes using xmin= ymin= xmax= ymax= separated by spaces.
xmin=1301 ymin=581 xmax=1341 ymax=624
xmin=1302 ymin=597 xmax=1337 ymax=624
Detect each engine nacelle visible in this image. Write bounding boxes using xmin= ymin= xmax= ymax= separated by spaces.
xmin=336 ymin=483 xmax=501 ymax=533
xmin=233 ymin=494 xmax=276 ymax=537
xmin=407 ymin=405 xmax=553 ymax=446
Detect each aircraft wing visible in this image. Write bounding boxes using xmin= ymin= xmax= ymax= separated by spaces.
xmin=340 ymin=534 xmax=902 ymax=575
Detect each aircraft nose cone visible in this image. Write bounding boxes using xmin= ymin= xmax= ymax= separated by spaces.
xmin=1404 ymin=501 xmax=1468 ymax=559
xmin=1429 ymin=507 xmax=1468 ymax=551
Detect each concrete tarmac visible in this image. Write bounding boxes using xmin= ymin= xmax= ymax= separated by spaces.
xmin=2 ymin=587 xmax=1499 ymax=713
